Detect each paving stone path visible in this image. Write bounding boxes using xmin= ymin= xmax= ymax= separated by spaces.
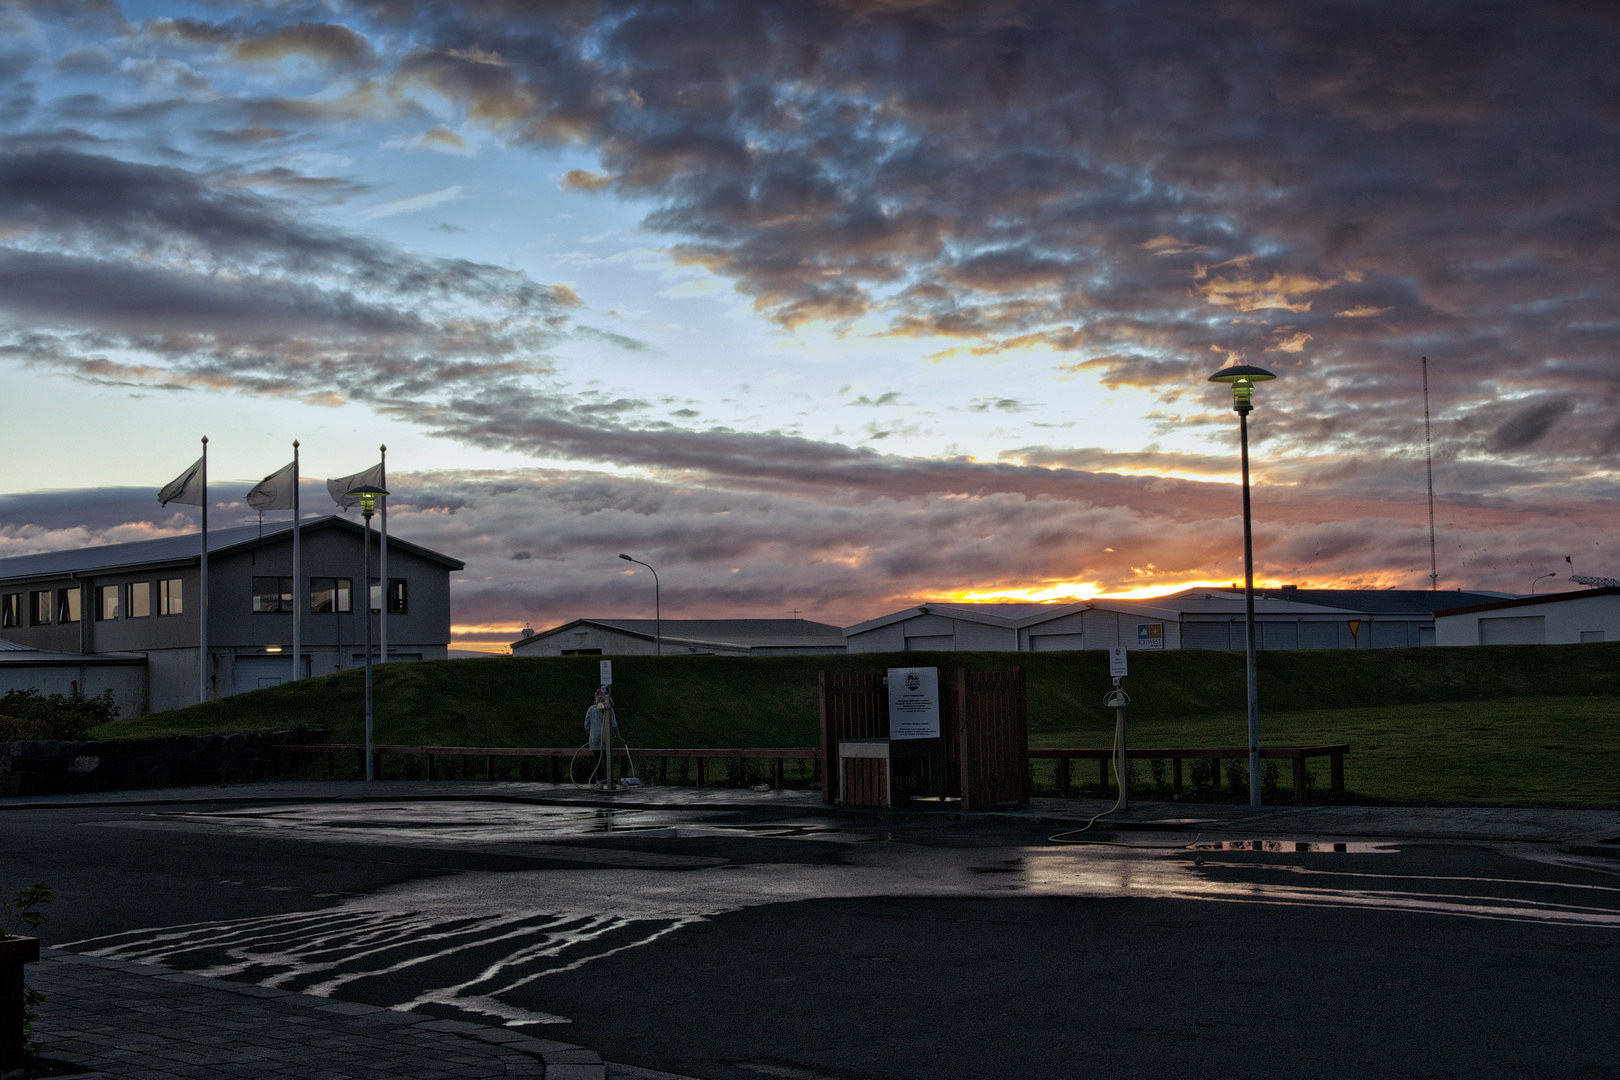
xmin=27 ymin=950 xmax=611 ymax=1079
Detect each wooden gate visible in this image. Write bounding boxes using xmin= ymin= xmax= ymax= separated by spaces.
xmin=956 ymin=667 xmax=1029 ymax=809
xmin=818 ymin=667 xmax=1024 ymax=808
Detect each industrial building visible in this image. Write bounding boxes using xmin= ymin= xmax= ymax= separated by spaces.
xmin=511 ymin=618 xmax=846 ymax=656
xmin=0 ymin=516 xmax=463 ymax=713
xmin=1434 ymin=587 xmax=1618 ymax=646
xmin=843 ymin=588 xmax=1512 ymax=653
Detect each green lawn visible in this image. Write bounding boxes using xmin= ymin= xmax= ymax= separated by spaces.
xmin=88 ymin=644 xmax=1620 ymax=806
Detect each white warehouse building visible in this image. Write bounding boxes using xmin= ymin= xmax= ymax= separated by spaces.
xmin=1434 ymin=587 xmax=1619 ymax=646
xmin=844 ymin=588 xmax=1513 ymax=653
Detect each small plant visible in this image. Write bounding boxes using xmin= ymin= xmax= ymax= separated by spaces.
xmin=4 ymin=882 xmax=53 ymax=1063
xmin=674 ymin=757 xmax=691 ymax=786
xmin=1 ymin=882 xmax=52 ymax=938
xmin=1188 ymin=759 xmax=1212 ymax=790
xmin=1150 ymin=758 xmax=1166 ymax=789
xmin=0 ymin=688 xmax=119 ymax=742
xmin=1262 ymin=761 xmax=1281 ymax=801
xmin=1224 ymin=759 xmax=1247 ymax=794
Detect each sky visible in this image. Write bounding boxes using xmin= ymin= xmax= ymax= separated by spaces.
xmin=0 ymin=0 xmax=1616 ymax=651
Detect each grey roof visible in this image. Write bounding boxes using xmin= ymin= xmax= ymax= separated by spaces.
xmin=515 ymin=618 xmax=846 ymax=651
xmin=1245 ymin=588 xmax=1514 ymax=614
xmin=0 ymin=515 xmax=463 ymax=583
xmin=844 ymin=599 xmax=1185 ymax=636
xmin=1433 ymin=586 xmax=1620 ymax=617
xmin=0 ymin=641 xmax=145 ymax=664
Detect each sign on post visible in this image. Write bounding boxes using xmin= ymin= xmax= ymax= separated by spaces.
xmin=887 ymin=667 xmax=941 ymax=739
xmin=599 ymin=659 xmax=613 ymax=686
xmin=1109 ymin=647 xmax=1128 ymax=678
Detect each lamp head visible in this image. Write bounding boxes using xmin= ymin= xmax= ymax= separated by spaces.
xmin=344 ymin=484 xmax=389 ymax=517
xmin=618 ymin=554 xmax=633 ymax=562
xmin=1207 ymin=364 xmax=1276 ymax=413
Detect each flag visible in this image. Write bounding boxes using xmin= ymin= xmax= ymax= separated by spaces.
xmin=327 ymin=462 xmax=385 ymax=510
xmin=246 ymin=461 xmax=297 ymax=511
xmin=159 ymin=456 xmax=206 ymax=507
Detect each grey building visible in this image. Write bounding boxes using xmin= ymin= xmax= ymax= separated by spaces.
xmin=0 ymin=516 xmax=463 ymax=713
xmin=512 ymin=618 xmax=847 ymax=657
xmin=843 ymin=588 xmax=1514 ymax=653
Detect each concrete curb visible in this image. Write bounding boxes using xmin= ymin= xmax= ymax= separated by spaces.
xmin=1557 ymin=841 xmax=1620 ymax=859
xmin=38 ymin=948 xmax=608 ymax=1079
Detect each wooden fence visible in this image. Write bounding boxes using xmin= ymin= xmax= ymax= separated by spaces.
xmin=818 ymin=667 xmax=1028 ymax=809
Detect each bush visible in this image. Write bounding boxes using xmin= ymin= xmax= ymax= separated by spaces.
xmin=0 ymin=688 xmax=120 ymax=742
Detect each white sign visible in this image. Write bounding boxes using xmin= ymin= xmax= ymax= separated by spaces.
xmin=887 ymin=667 xmax=941 ymax=740
xmin=599 ymin=659 xmax=613 ymax=686
xmin=1109 ymin=647 xmax=1128 ymax=678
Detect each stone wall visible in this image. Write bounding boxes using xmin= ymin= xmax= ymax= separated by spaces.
xmin=0 ymin=729 xmax=325 ymax=797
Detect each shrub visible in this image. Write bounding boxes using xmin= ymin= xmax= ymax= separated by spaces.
xmin=0 ymin=688 xmax=119 ymax=742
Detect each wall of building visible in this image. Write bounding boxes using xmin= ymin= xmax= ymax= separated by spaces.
xmin=1181 ymin=616 xmax=1431 ymax=650
xmin=1436 ymin=593 xmax=1620 ymax=646
xmin=0 ymin=661 xmax=147 ymax=718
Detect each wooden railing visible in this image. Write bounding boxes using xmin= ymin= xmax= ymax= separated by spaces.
xmin=1026 ymin=745 xmax=1348 ymax=805
xmin=272 ymin=742 xmax=1346 ymax=805
xmin=271 ymin=744 xmax=823 ymax=787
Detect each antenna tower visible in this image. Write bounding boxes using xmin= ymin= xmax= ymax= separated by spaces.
xmin=1422 ymin=356 xmax=1437 ymax=590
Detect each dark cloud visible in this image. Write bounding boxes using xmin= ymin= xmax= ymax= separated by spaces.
xmin=1488 ymin=397 xmax=1575 ymax=453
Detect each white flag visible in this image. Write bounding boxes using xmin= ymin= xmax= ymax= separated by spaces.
xmin=246 ymin=461 xmax=296 ymax=511
xmin=327 ymin=462 xmax=385 ymax=510
xmin=159 ymin=456 xmax=206 ymax=507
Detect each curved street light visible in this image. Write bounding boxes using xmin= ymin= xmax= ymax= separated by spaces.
xmin=618 ymin=554 xmax=661 ymax=656
xmin=1207 ymin=363 xmax=1276 ymax=809
xmin=1530 ymin=571 xmax=1558 ymax=594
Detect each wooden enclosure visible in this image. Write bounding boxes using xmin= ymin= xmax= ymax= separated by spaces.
xmin=818 ymin=667 xmax=1028 ymax=810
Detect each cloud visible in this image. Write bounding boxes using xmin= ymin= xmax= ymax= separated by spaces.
xmin=357 ymin=184 xmax=465 ymax=220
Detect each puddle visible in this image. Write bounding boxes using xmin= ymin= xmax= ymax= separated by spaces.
xmin=1188 ymin=840 xmax=1399 ymax=854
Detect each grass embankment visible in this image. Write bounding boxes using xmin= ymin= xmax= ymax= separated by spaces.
xmin=91 ymin=644 xmax=1620 ymax=805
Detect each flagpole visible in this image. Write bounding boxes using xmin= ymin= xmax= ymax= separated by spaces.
xmin=199 ymin=436 xmax=209 ymax=704
xmin=292 ymin=440 xmax=301 ymax=684
xmin=378 ymin=445 xmax=388 ymax=665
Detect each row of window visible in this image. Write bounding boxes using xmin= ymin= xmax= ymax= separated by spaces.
xmin=1 ymin=580 xmax=182 ymax=628
xmin=251 ymin=577 xmax=408 ymax=615
xmin=0 ymin=574 xmax=407 ymax=628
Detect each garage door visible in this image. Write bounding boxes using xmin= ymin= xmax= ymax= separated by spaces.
xmin=904 ymin=635 xmax=955 ymax=651
xmin=1479 ymin=616 xmax=1545 ymax=645
xmin=1029 ymin=634 xmax=1086 ymax=652
xmin=232 ymin=656 xmax=293 ymax=695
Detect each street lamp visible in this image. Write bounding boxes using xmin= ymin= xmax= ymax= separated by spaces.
xmin=618 ymin=554 xmax=660 ymax=656
xmin=346 ymin=484 xmax=388 ymax=780
xmin=1207 ymin=363 xmax=1276 ymax=808
xmin=1530 ymin=571 xmax=1557 ymax=594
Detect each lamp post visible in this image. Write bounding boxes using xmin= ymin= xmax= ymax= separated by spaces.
xmin=1207 ymin=363 xmax=1276 ymax=808
xmin=346 ymin=484 xmax=388 ymax=781
xmin=618 ymin=554 xmax=660 ymax=656
xmin=1530 ymin=571 xmax=1557 ymax=594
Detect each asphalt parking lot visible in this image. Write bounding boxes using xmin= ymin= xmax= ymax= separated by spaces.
xmin=5 ymin=787 xmax=1619 ymax=1080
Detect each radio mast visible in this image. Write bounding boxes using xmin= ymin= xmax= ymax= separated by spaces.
xmin=1423 ymin=357 xmax=1437 ymax=591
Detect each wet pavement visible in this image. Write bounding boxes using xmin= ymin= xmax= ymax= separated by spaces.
xmin=5 ymin=782 xmax=1620 ymax=1079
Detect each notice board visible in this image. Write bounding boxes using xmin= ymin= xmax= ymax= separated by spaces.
xmin=887 ymin=666 xmax=941 ymax=739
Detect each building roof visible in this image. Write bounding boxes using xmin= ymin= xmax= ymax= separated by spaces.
xmin=513 ymin=618 xmax=846 ymax=652
xmin=1433 ymin=586 xmax=1620 ymax=618
xmin=1237 ymin=588 xmax=1513 ymax=613
xmin=0 ymin=641 xmax=146 ymax=665
xmin=0 ymin=515 xmax=464 ymax=583
xmin=843 ymin=599 xmax=1190 ymax=636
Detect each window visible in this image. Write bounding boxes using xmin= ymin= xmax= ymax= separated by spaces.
xmin=369 ymin=578 xmax=408 ymax=614
xmin=0 ymin=594 xmax=18 ymax=628
xmin=56 ymin=587 xmax=81 ymax=624
xmin=159 ymin=578 xmax=183 ymax=616
xmin=127 ymin=581 xmax=151 ymax=619
xmin=96 ymin=584 xmax=120 ymax=621
xmin=310 ymin=577 xmax=352 ymax=614
xmin=30 ymin=591 xmax=52 ymax=626
xmin=252 ymin=576 xmax=294 ymax=613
